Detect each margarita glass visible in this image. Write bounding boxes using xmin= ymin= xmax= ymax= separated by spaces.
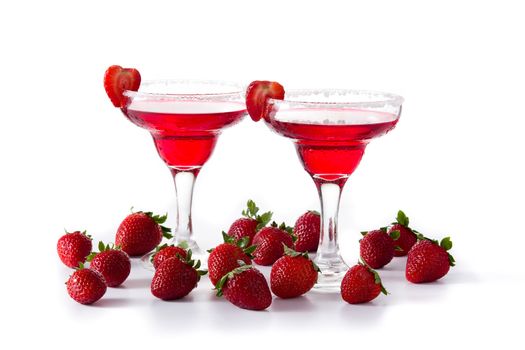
xmin=266 ymin=89 xmax=403 ymax=289
xmin=121 ymin=80 xmax=247 ymax=267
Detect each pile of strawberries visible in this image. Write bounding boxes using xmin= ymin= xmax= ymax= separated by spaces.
xmin=57 ymin=202 xmax=454 ymax=311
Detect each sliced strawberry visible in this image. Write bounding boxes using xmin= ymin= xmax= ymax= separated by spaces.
xmin=104 ymin=65 xmax=141 ymax=107
xmin=245 ymin=81 xmax=285 ymax=122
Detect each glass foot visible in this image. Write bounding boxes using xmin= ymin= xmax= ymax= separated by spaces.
xmin=139 ymin=239 xmax=208 ymax=271
xmin=312 ymin=256 xmax=349 ymax=291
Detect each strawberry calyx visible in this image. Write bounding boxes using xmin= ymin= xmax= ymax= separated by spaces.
xmin=215 ymin=263 xmax=253 ymax=297
xmin=439 ymin=237 xmax=455 ymax=267
xmin=207 ymin=232 xmax=257 ymax=257
xmin=64 ymin=229 xmax=92 ymax=240
xmin=393 ymin=210 xmax=410 ymax=227
xmin=416 ymin=235 xmax=456 ymax=267
xmin=270 ymin=221 xmax=296 ymax=242
xmin=359 ymin=258 xmax=388 ymax=295
xmin=245 ymin=80 xmax=285 ymax=122
xmin=86 ymin=241 xmax=122 ymax=262
xmin=180 ymin=249 xmax=207 ymax=281
xmin=241 ymin=199 xmax=273 ymax=231
xmin=131 ymin=208 xmax=173 ymax=239
xmin=282 ymin=244 xmax=321 ymax=273
xmin=149 ymin=241 xmax=189 ymax=263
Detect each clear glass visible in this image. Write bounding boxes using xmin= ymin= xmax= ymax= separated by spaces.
xmin=266 ymin=89 xmax=403 ymax=290
xmin=121 ymin=80 xmax=247 ymax=269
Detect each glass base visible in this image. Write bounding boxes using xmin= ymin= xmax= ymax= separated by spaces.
xmin=312 ymin=256 xmax=349 ymax=291
xmin=139 ymin=238 xmax=208 ymax=271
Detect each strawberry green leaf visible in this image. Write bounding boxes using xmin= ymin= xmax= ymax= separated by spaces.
xmin=360 ymin=231 xmax=368 ymax=236
xmin=389 ymin=230 xmax=401 ymax=241
xmin=257 ymin=211 xmax=273 ymax=230
xmin=369 ymin=266 xmax=388 ymax=295
xmin=215 ymin=273 xmax=229 ymax=297
xmin=396 ymin=210 xmax=409 ymax=227
xmin=243 ymin=245 xmax=257 ymax=257
xmin=206 ymin=248 xmax=214 ymax=253
xmin=238 ymin=236 xmax=250 ymax=249
xmin=86 ymin=252 xmax=97 ymax=262
xmin=98 ymin=241 xmax=105 ymax=252
xmin=222 ymin=231 xmax=234 ymax=244
xmin=194 ymin=260 xmax=201 ymax=269
xmin=379 ymin=227 xmax=388 ymax=232
xmin=215 ymin=264 xmax=252 ymax=297
xmin=161 ymin=226 xmax=172 ymax=239
xmin=310 ymin=210 xmax=320 ymax=216
xmin=440 ymin=237 xmax=453 ymax=251
xmin=311 ymin=260 xmax=321 ymax=273
xmin=447 ymin=252 xmax=456 ymax=267
xmin=283 ymin=244 xmax=305 ymax=258
xmin=394 ymin=246 xmax=404 ymax=251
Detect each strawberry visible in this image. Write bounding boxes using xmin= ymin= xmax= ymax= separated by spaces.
xmin=227 ymin=199 xmax=272 ymax=245
xmin=341 ymin=262 xmax=387 ymax=304
xmin=270 ymin=245 xmax=319 ymax=298
xmin=359 ymin=228 xmax=399 ymax=269
xmin=207 ymin=232 xmax=255 ymax=286
xmin=151 ymin=242 xmax=188 ymax=269
xmin=151 ymin=250 xmax=207 ymax=300
xmin=57 ymin=230 xmax=93 ymax=268
xmin=388 ymin=210 xmax=418 ymax=256
xmin=104 ymin=65 xmax=141 ymax=107
xmin=115 ymin=210 xmax=173 ymax=256
xmin=406 ymin=237 xmax=455 ymax=283
xmin=252 ymin=222 xmax=294 ymax=266
xmin=87 ymin=241 xmax=131 ymax=287
xmin=66 ymin=264 xmax=107 ymax=305
xmin=216 ymin=264 xmax=272 ymax=311
xmin=245 ymin=80 xmax=285 ymax=122
xmin=293 ymin=210 xmax=321 ymax=252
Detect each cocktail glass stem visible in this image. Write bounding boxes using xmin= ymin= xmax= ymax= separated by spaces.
xmin=170 ymin=168 xmax=198 ymax=249
xmin=313 ymin=177 xmax=350 ymax=289
xmin=139 ymin=167 xmax=203 ymax=271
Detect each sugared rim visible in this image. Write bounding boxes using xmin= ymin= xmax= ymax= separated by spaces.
xmin=123 ymin=79 xmax=245 ymax=100
xmin=268 ymin=89 xmax=404 ymax=109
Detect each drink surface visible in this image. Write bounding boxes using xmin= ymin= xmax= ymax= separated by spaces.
xmin=268 ymin=108 xmax=398 ymax=180
xmin=123 ymin=100 xmax=246 ymax=168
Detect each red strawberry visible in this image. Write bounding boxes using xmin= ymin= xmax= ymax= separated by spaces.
xmin=252 ymin=222 xmax=294 ymax=266
xmin=293 ymin=210 xmax=321 ymax=252
xmin=227 ymin=199 xmax=272 ymax=244
xmin=388 ymin=210 xmax=418 ymax=256
xmin=270 ymin=245 xmax=319 ymax=298
xmin=104 ymin=65 xmax=141 ymax=107
xmin=341 ymin=262 xmax=387 ymax=304
xmin=87 ymin=242 xmax=131 ymax=287
xmin=216 ymin=265 xmax=272 ymax=311
xmin=115 ymin=210 xmax=173 ymax=256
xmin=359 ymin=229 xmax=399 ymax=269
xmin=66 ymin=264 xmax=107 ymax=305
xmin=207 ymin=232 xmax=254 ymax=286
xmin=57 ymin=230 xmax=93 ymax=268
xmin=151 ymin=250 xmax=207 ymax=300
xmin=406 ymin=237 xmax=455 ymax=283
xmin=151 ymin=242 xmax=188 ymax=270
xmin=245 ymin=80 xmax=285 ymax=122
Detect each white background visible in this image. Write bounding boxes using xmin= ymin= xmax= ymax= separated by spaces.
xmin=1 ymin=0 xmax=524 ymax=348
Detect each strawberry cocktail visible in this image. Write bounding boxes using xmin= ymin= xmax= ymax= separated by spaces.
xmin=113 ymin=77 xmax=246 ymax=266
xmin=266 ymin=89 xmax=403 ymax=289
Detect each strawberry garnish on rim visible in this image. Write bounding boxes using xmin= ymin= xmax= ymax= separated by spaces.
xmin=245 ymin=80 xmax=285 ymax=122
xmin=104 ymin=65 xmax=141 ymax=107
